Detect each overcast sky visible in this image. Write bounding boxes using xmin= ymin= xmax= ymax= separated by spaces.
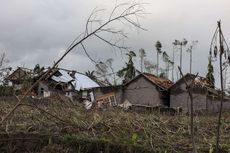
xmin=1 ymin=0 xmax=230 ymax=84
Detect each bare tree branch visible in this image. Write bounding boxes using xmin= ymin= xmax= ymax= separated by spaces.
xmin=94 ymin=33 xmax=128 ymax=50
xmin=81 ymin=43 xmax=98 ymax=63
xmin=1 ymin=2 xmax=146 ymax=124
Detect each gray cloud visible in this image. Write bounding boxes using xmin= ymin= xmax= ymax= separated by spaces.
xmin=0 ymin=0 xmax=230 ymax=84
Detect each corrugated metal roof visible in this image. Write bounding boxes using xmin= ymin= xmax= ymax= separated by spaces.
xmin=51 ymin=69 xmax=73 ymax=83
xmin=51 ymin=69 xmax=99 ymax=91
xmin=73 ymin=73 xmax=99 ymax=91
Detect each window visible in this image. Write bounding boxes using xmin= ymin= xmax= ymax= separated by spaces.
xmin=110 ymin=96 xmax=117 ymax=106
xmin=40 ymin=88 xmax=44 ymax=94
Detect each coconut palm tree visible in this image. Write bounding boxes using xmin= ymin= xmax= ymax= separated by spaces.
xmin=174 ymin=39 xmax=188 ymax=76
xmin=139 ymin=48 xmax=146 ymax=73
xmin=186 ymin=40 xmax=198 ymax=74
xmin=155 ymin=41 xmax=162 ymax=76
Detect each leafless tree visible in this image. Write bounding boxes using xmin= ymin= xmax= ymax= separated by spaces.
xmin=210 ymin=20 xmax=230 ymax=153
xmin=1 ymin=2 xmax=146 ymax=123
xmin=144 ymin=60 xmax=156 ymax=74
xmin=95 ymin=58 xmax=116 ymax=85
xmin=178 ymin=66 xmax=198 ymax=153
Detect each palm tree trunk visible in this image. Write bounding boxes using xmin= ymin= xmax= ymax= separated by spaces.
xmin=216 ymin=21 xmax=224 ymax=153
xmin=157 ymin=52 xmax=159 ymax=76
xmin=180 ymin=44 xmax=182 ymax=77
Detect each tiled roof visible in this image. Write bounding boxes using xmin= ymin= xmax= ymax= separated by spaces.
xmin=142 ymin=73 xmax=173 ymax=89
xmin=171 ymin=73 xmax=214 ymax=89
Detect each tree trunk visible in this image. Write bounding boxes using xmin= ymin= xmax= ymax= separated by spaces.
xmin=216 ymin=21 xmax=224 ymax=153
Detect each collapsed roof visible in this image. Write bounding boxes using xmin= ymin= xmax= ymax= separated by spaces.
xmin=6 ymin=67 xmax=33 ymax=81
xmin=142 ymin=73 xmax=173 ymax=90
xmin=51 ymin=69 xmax=100 ymax=91
xmin=51 ymin=69 xmax=73 ymax=83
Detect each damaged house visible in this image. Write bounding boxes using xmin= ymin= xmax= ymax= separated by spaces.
xmin=93 ymin=85 xmax=123 ymax=108
xmin=93 ymin=73 xmax=173 ymax=110
xmin=88 ymin=73 xmax=172 ymax=110
xmin=122 ymin=73 xmax=173 ymax=110
xmin=170 ymin=73 xmax=230 ymax=112
xmin=6 ymin=67 xmax=100 ymax=101
xmin=5 ymin=67 xmax=33 ymax=95
xmin=36 ymin=68 xmax=100 ymax=100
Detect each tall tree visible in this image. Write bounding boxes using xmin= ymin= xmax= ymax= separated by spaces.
xmin=174 ymin=39 xmax=188 ymax=75
xmin=162 ymin=51 xmax=173 ymax=79
xmin=186 ymin=40 xmax=198 ymax=74
xmin=206 ymin=57 xmax=215 ymax=88
xmin=117 ymin=51 xmax=136 ymax=83
xmin=155 ymin=41 xmax=162 ymax=76
xmin=139 ymin=48 xmax=146 ymax=73
xmin=162 ymin=51 xmax=169 ymax=77
xmin=171 ymin=41 xmax=177 ymax=82
xmin=210 ymin=21 xmax=230 ymax=153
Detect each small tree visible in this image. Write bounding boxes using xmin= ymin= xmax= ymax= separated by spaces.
xmin=85 ymin=70 xmax=97 ymax=80
xmin=144 ymin=60 xmax=157 ymax=74
xmin=33 ymin=64 xmax=45 ymax=74
xmin=206 ymin=57 xmax=215 ymax=88
xmin=117 ymin=51 xmax=136 ymax=83
xmin=178 ymin=67 xmax=198 ymax=153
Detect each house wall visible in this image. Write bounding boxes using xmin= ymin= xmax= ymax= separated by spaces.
xmin=124 ymin=76 xmax=166 ymax=107
xmin=38 ymin=82 xmax=51 ymax=97
xmin=93 ymin=87 xmax=123 ymax=104
xmin=170 ymin=92 xmax=207 ymax=113
xmin=170 ymin=79 xmax=207 ymax=113
xmin=206 ymin=97 xmax=230 ymax=112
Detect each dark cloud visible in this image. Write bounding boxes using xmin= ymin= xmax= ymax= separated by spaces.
xmin=0 ymin=0 xmax=230 ymax=84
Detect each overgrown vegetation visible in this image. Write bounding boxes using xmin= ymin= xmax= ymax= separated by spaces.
xmin=206 ymin=57 xmax=215 ymax=89
xmin=0 ymin=98 xmax=230 ymax=153
xmin=0 ymin=86 xmax=13 ymax=96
